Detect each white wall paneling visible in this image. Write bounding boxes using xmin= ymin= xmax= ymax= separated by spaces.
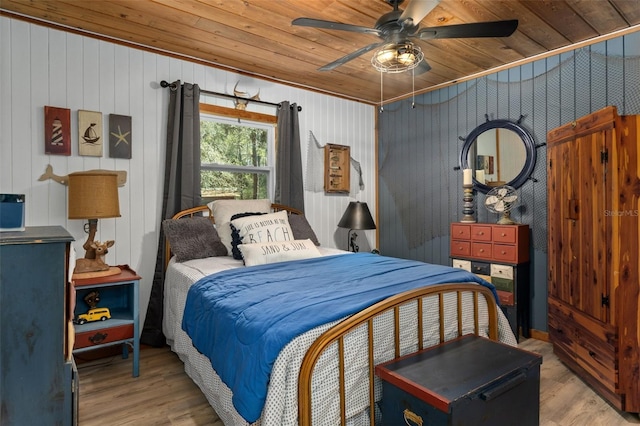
xmin=0 ymin=16 xmax=376 ymax=331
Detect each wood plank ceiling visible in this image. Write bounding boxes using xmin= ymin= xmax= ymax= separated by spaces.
xmin=2 ymin=0 xmax=639 ymax=105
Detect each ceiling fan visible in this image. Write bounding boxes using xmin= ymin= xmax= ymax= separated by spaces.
xmin=292 ymin=0 xmax=518 ymax=73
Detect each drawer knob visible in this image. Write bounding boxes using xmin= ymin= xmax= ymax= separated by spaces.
xmin=501 ymin=232 xmax=506 ymax=237
xmin=479 ymin=249 xmax=485 ymax=252
xmin=478 ymin=231 xmax=484 ymax=235
xmin=501 ymin=251 xmax=506 ymax=254
xmin=458 ymin=230 xmax=463 ymax=234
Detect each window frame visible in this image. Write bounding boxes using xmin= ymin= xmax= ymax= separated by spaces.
xmin=199 ymin=103 xmax=277 ymax=201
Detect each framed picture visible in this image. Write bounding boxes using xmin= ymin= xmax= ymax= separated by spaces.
xmin=109 ymin=114 xmax=132 ymax=159
xmin=476 ymin=155 xmax=494 ymax=175
xmin=78 ymin=110 xmax=103 ymax=156
xmin=324 ymin=144 xmax=350 ymax=193
xmin=44 ymin=106 xmax=71 ymax=156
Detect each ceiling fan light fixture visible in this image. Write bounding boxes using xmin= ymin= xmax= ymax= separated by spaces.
xmin=372 ymin=42 xmax=423 ymax=73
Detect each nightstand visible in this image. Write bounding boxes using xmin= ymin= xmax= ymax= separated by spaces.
xmin=72 ymin=265 xmax=140 ymax=377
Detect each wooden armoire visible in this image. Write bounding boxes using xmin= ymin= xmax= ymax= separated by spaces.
xmin=547 ymin=106 xmax=640 ymax=413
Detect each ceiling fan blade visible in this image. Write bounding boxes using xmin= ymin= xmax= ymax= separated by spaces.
xmin=292 ymin=18 xmax=380 ymax=35
xmin=399 ymin=0 xmax=440 ymax=27
xmin=418 ymin=20 xmax=518 ymax=40
xmin=413 ymin=59 xmax=432 ymax=75
xmin=318 ymin=42 xmax=385 ymax=71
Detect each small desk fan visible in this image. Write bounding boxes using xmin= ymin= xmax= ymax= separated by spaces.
xmin=485 ymin=185 xmax=518 ymax=224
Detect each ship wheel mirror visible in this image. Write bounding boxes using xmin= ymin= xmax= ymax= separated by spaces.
xmin=460 ymin=118 xmax=537 ymax=194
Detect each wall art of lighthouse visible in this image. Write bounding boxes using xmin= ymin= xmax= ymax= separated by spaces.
xmin=44 ymin=106 xmax=71 ymax=156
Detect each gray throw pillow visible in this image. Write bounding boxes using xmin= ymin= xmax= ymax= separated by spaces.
xmin=288 ymin=214 xmax=320 ymax=246
xmin=163 ymin=217 xmax=227 ymax=262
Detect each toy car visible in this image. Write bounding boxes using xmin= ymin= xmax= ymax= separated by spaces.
xmin=76 ymin=307 xmax=111 ymax=324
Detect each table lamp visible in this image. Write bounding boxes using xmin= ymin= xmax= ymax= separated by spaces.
xmin=68 ymin=171 xmax=121 ymax=277
xmin=337 ymin=201 xmax=376 ymax=252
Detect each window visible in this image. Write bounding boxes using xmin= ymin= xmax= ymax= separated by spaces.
xmin=200 ymin=113 xmax=275 ymax=203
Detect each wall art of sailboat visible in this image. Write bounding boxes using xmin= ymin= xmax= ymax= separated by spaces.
xmin=82 ymin=123 xmax=100 ymax=144
xmin=78 ymin=110 xmax=103 ymax=157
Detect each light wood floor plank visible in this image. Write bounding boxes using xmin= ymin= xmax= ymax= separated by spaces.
xmin=78 ymin=338 xmax=640 ymax=425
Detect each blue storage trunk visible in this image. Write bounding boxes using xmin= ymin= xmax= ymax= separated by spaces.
xmin=0 ymin=194 xmax=25 ymax=231
xmin=375 ymin=335 xmax=542 ymax=426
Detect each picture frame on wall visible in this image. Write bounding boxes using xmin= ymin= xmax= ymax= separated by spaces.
xmin=44 ymin=106 xmax=71 ymax=156
xmin=109 ymin=114 xmax=132 ymax=159
xmin=78 ymin=110 xmax=103 ymax=157
xmin=324 ymin=144 xmax=350 ymax=193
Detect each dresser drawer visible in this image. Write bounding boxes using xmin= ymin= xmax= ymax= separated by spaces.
xmin=491 ymin=264 xmax=514 ymax=280
xmin=451 ymin=224 xmax=471 ymax=240
xmin=575 ymin=330 xmax=617 ymax=395
xmin=497 ymin=290 xmax=514 ymax=305
xmin=451 ymin=240 xmax=471 ymax=257
xmin=492 ymin=226 xmax=517 ymax=244
xmin=572 ymin=313 xmax=618 ymax=395
xmin=471 ymin=242 xmax=492 ymax=259
xmin=452 ymin=259 xmax=471 ymax=271
xmin=74 ymin=324 xmax=134 ymax=349
xmin=492 ymin=277 xmax=514 ymax=293
xmin=470 ymin=225 xmax=492 ymax=241
xmin=471 ymin=261 xmax=490 ymax=275
xmin=492 ymin=244 xmax=518 ymax=263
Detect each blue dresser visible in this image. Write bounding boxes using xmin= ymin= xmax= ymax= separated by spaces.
xmin=0 ymin=226 xmax=77 ymax=425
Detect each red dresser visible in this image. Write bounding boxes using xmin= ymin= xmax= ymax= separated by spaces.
xmin=450 ymin=223 xmax=530 ymax=339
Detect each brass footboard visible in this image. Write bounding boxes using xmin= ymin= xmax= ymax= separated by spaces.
xmin=298 ymin=283 xmax=499 ymax=426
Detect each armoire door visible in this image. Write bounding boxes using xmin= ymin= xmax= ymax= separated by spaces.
xmin=547 ymin=123 xmax=612 ymax=323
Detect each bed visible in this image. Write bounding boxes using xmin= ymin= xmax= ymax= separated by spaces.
xmin=161 ymin=202 xmax=517 ymax=426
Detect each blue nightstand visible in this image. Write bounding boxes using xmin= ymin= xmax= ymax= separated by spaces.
xmin=73 ymin=265 xmax=140 ymax=377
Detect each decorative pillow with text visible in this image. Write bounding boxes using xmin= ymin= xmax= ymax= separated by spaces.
xmin=230 ymin=210 xmax=294 ymax=259
xmin=238 ymin=239 xmax=322 ymax=266
xmin=207 ymin=199 xmax=271 ymax=254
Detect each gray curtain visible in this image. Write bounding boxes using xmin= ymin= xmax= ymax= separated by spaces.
xmin=141 ymin=81 xmax=201 ymax=347
xmin=274 ymin=102 xmax=305 ymax=212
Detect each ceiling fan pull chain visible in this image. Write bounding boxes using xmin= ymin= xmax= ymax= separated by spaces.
xmin=379 ymin=70 xmax=384 ymax=113
xmin=412 ymin=67 xmax=416 ymax=109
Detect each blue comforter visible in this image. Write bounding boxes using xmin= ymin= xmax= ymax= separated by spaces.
xmin=182 ymin=253 xmax=496 ymax=423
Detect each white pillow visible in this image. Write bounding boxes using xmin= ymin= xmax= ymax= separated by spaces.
xmin=207 ymin=199 xmax=271 ymax=254
xmin=230 ymin=210 xmax=294 ymax=247
xmin=238 ymin=239 xmax=322 ymax=266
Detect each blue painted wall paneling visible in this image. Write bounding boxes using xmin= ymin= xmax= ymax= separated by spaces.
xmin=378 ymin=31 xmax=640 ymax=332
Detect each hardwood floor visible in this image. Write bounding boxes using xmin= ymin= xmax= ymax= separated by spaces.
xmin=77 ymin=339 xmax=640 ymax=425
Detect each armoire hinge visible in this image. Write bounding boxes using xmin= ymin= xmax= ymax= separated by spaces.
xmin=601 ymin=294 xmax=610 ymax=307
xmin=601 ymin=150 xmax=609 ymax=164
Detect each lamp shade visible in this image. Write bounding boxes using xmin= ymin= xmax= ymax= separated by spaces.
xmin=338 ymin=201 xmax=376 ymax=230
xmin=68 ymin=172 xmax=121 ymax=219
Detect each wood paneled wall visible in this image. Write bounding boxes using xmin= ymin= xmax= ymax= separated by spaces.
xmin=0 ymin=16 xmax=376 ymax=330
xmin=378 ymin=31 xmax=640 ymax=332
